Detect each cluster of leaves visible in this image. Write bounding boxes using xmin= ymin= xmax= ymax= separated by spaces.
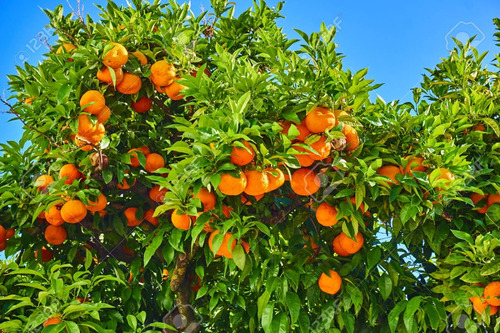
xmin=0 ymin=0 xmax=498 ymax=332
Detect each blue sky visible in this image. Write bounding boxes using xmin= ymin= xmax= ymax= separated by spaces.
xmin=0 ymin=0 xmax=499 ymax=143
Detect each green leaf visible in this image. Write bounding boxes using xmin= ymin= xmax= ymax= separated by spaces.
xmin=57 ymin=84 xmax=72 ymax=103
xmin=400 ymin=204 xmax=418 ymax=225
xmin=258 ymin=291 xmax=270 ymax=319
xmin=388 ymin=301 xmax=407 ymax=333
xmin=366 ymin=247 xmax=381 ymax=273
xmin=285 ymin=292 xmax=301 ymax=324
xmin=127 ymin=314 xmax=137 ymax=330
xmin=403 ymin=296 xmax=422 ymax=332
xmin=298 ymin=310 xmax=310 ymax=333
xmin=144 ymin=234 xmax=163 ymax=267
xmin=341 ymin=311 xmax=355 ymax=333
xmin=379 ymin=274 xmax=392 ymax=301
xmin=481 ymin=259 xmax=500 ymax=276
xmin=261 ymin=302 xmax=274 ymax=333
xmin=483 ymin=117 xmax=500 ymax=137
xmin=102 ymin=169 xmax=113 ymax=184
xmin=424 ymin=303 xmax=440 ymax=330
xmin=232 ymin=244 xmax=246 ymax=270
xmin=451 ymin=230 xmax=473 ymax=244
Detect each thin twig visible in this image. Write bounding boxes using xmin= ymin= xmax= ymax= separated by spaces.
xmin=0 ymin=97 xmax=60 ymax=148
xmin=67 ymin=0 xmax=91 ymax=38
xmin=150 ymin=96 xmax=173 ymax=115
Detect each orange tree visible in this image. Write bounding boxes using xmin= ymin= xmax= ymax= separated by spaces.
xmin=0 ymin=1 xmax=499 ymax=332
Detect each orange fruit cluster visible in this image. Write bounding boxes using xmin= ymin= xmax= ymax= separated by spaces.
xmin=150 ymin=60 xmax=187 ymax=100
xmin=471 ymin=192 xmax=500 ymax=214
xmin=283 ymin=107 xmax=360 ymax=168
xmin=77 ymin=90 xmax=109 ymax=151
xmin=34 ymin=165 xmax=109 ymax=246
xmin=0 ymin=225 xmax=15 ymax=252
xmin=469 ymin=281 xmax=500 ymax=316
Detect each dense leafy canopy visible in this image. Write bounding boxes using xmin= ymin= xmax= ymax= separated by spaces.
xmin=0 ymin=1 xmax=499 ymax=332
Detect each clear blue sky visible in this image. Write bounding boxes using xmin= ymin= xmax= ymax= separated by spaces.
xmin=0 ymin=0 xmax=499 ymax=144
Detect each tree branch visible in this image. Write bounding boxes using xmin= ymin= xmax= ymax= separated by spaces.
xmin=151 ymin=96 xmax=173 ymax=115
xmin=0 ymin=97 xmax=60 ymax=148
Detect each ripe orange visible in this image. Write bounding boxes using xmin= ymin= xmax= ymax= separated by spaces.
xmin=149 ymin=185 xmax=167 ymax=202
xmin=24 ymin=96 xmax=35 ymax=105
xmin=60 ymin=200 xmax=87 ymax=223
xmin=487 ymin=194 xmax=500 ymax=207
xmin=96 ymin=105 xmax=111 ymax=124
xmin=196 ymin=188 xmax=217 ymax=211
xmin=218 ymin=171 xmax=248 ymax=196
xmin=130 ymin=51 xmax=148 ymax=65
xmin=43 ymin=316 xmax=62 ymax=327
xmin=86 ymin=193 xmax=107 ymax=213
xmin=333 ymin=236 xmax=351 ymax=256
xmin=165 ymin=78 xmax=186 ymax=100
xmin=342 ymin=124 xmax=360 ymax=151
xmin=59 ymin=164 xmax=82 ymax=185
xmin=377 ymin=165 xmax=403 ymax=185
xmin=230 ymin=140 xmax=255 ymax=166
xmin=162 ymin=268 xmax=169 ymax=280
xmin=35 ymin=175 xmax=54 ymax=191
xmin=435 ymin=168 xmax=455 ymax=190
xmin=150 ymin=60 xmax=176 ymax=86
xmin=89 ymin=122 xmax=105 ymax=144
xmin=128 ymin=147 xmax=151 ymax=167
xmin=117 ymin=173 xmax=136 ymax=190
xmin=103 ymin=42 xmax=128 ymax=68
xmin=171 ymin=209 xmax=192 ymax=230
xmin=144 ymin=208 xmax=159 ymax=226
xmin=316 ymin=202 xmax=338 ymax=227
xmin=124 ymin=207 xmax=143 ymax=227
xmin=404 ymin=156 xmax=426 ymax=175
xmin=77 ymin=114 xmax=97 ymax=137
xmin=97 ymin=66 xmax=124 ymax=85
xmin=281 ymin=120 xmax=311 ymax=141
xmin=318 ymin=270 xmax=342 ymax=295
xmin=46 ymin=206 xmax=64 ymax=226
xmin=5 ymin=228 xmax=14 ymax=239
xmin=305 ymin=107 xmax=335 ymax=133
xmin=469 ymin=296 xmax=498 ymax=315
xmin=56 ymin=43 xmax=76 ymax=54
xmin=347 ymin=197 xmax=370 ymax=216
xmin=117 ymin=73 xmax=142 ymax=95
xmin=0 ymin=226 xmax=5 ymax=242
xmin=471 ymin=193 xmax=489 ymax=213
xmin=334 ymin=109 xmax=349 ymax=126
xmin=208 ymin=230 xmax=236 ymax=258
xmin=222 ymin=205 xmax=233 ymax=218
xmin=244 ymin=170 xmax=269 ymax=196
xmin=131 ymin=96 xmax=153 ymax=113
xmin=333 ymin=232 xmax=364 ymax=255
xmin=80 ymin=90 xmax=106 ymax=115
xmin=484 ymin=281 xmax=500 ymax=306
xmin=265 ymin=168 xmax=285 ymax=192
xmin=290 ymin=168 xmax=321 ymax=196
xmin=472 ymin=124 xmax=486 ymax=132
xmin=45 ymin=225 xmax=67 ymax=245
xmin=308 ymin=136 xmax=331 ymax=160
xmin=145 ymin=153 xmax=165 ymax=172
xmin=292 ymin=144 xmax=315 ymax=167
xmin=35 ymin=246 xmax=54 ymax=262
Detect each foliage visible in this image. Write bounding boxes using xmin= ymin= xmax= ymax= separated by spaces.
xmin=0 ymin=0 xmax=499 ymax=332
